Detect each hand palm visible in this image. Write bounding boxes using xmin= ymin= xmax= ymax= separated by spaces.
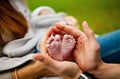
xmin=53 ymin=22 xmax=101 ymax=72
xmin=74 ymin=36 xmax=100 ymax=71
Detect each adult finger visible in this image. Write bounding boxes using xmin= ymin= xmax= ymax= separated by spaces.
xmin=40 ymin=27 xmax=54 ymax=54
xmin=55 ymin=23 xmax=84 ymax=38
xmin=82 ymin=21 xmax=96 ymax=40
xmin=34 ymin=53 xmax=62 ymax=74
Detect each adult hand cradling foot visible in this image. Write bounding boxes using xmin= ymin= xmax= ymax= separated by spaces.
xmin=34 ymin=26 xmax=81 ymax=79
xmin=49 ymin=21 xmax=102 ymax=72
xmin=34 ymin=21 xmax=120 ymax=79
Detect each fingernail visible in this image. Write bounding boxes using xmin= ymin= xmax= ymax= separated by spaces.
xmin=83 ymin=21 xmax=88 ymax=28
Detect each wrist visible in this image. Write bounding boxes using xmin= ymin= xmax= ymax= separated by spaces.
xmin=88 ymin=62 xmax=120 ymax=79
xmin=12 ymin=70 xmax=17 ymax=79
xmin=12 ymin=61 xmax=46 ymax=79
xmin=88 ymin=61 xmax=106 ymax=79
xmin=31 ymin=61 xmax=57 ymax=77
xmin=91 ymin=63 xmax=120 ymax=79
xmin=61 ymin=70 xmax=82 ymax=79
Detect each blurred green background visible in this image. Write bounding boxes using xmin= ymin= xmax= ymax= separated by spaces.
xmin=28 ymin=0 xmax=120 ymax=35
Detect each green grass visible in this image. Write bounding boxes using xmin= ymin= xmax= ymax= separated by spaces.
xmin=28 ymin=0 xmax=120 ymax=35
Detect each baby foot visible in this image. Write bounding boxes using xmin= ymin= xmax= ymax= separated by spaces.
xmin=46 ymin=34 xmax=76 ymax=61
xmin=46 ymin=34 xmax=63 ymax=61
xmin=61 ymin=34 xmax=76 ymax=60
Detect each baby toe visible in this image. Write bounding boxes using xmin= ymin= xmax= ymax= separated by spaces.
xmin=54 ymin=34 xmax=61 ymax=41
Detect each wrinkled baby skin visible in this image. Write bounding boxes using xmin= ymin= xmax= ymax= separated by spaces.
xmin=46 ymin=34 xmax=76 ymax=61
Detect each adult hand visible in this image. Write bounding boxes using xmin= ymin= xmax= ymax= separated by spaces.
xmin=73 ymin=21 xmax=102 ymax=71
xmin=34 ymin=27 xmax=81 ymax=79
xmin=34 ymin=53 xmax=81 ymax=79
xmin=54 ymin=22 xmax=103 ymax=72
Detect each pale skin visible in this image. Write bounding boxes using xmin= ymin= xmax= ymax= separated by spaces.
xmin=34 ymin=22 xmax=120 ymax=79
xmin=46 ymin=34 xmax=76 ymax=61
xmin=11 ymin=60 xmax=57 ymax=79
xmin=38 ymin=9 xmax=54 ymax=15
xmin=11 ymin=16 xmax=79 ymax=79
xmin=34 ymin=27 xmax=81 ymax=79
xmin=52 ymin=22 xmax=120 ymax=79
xmin=38 ymin=9 xmax=79 ymax=27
